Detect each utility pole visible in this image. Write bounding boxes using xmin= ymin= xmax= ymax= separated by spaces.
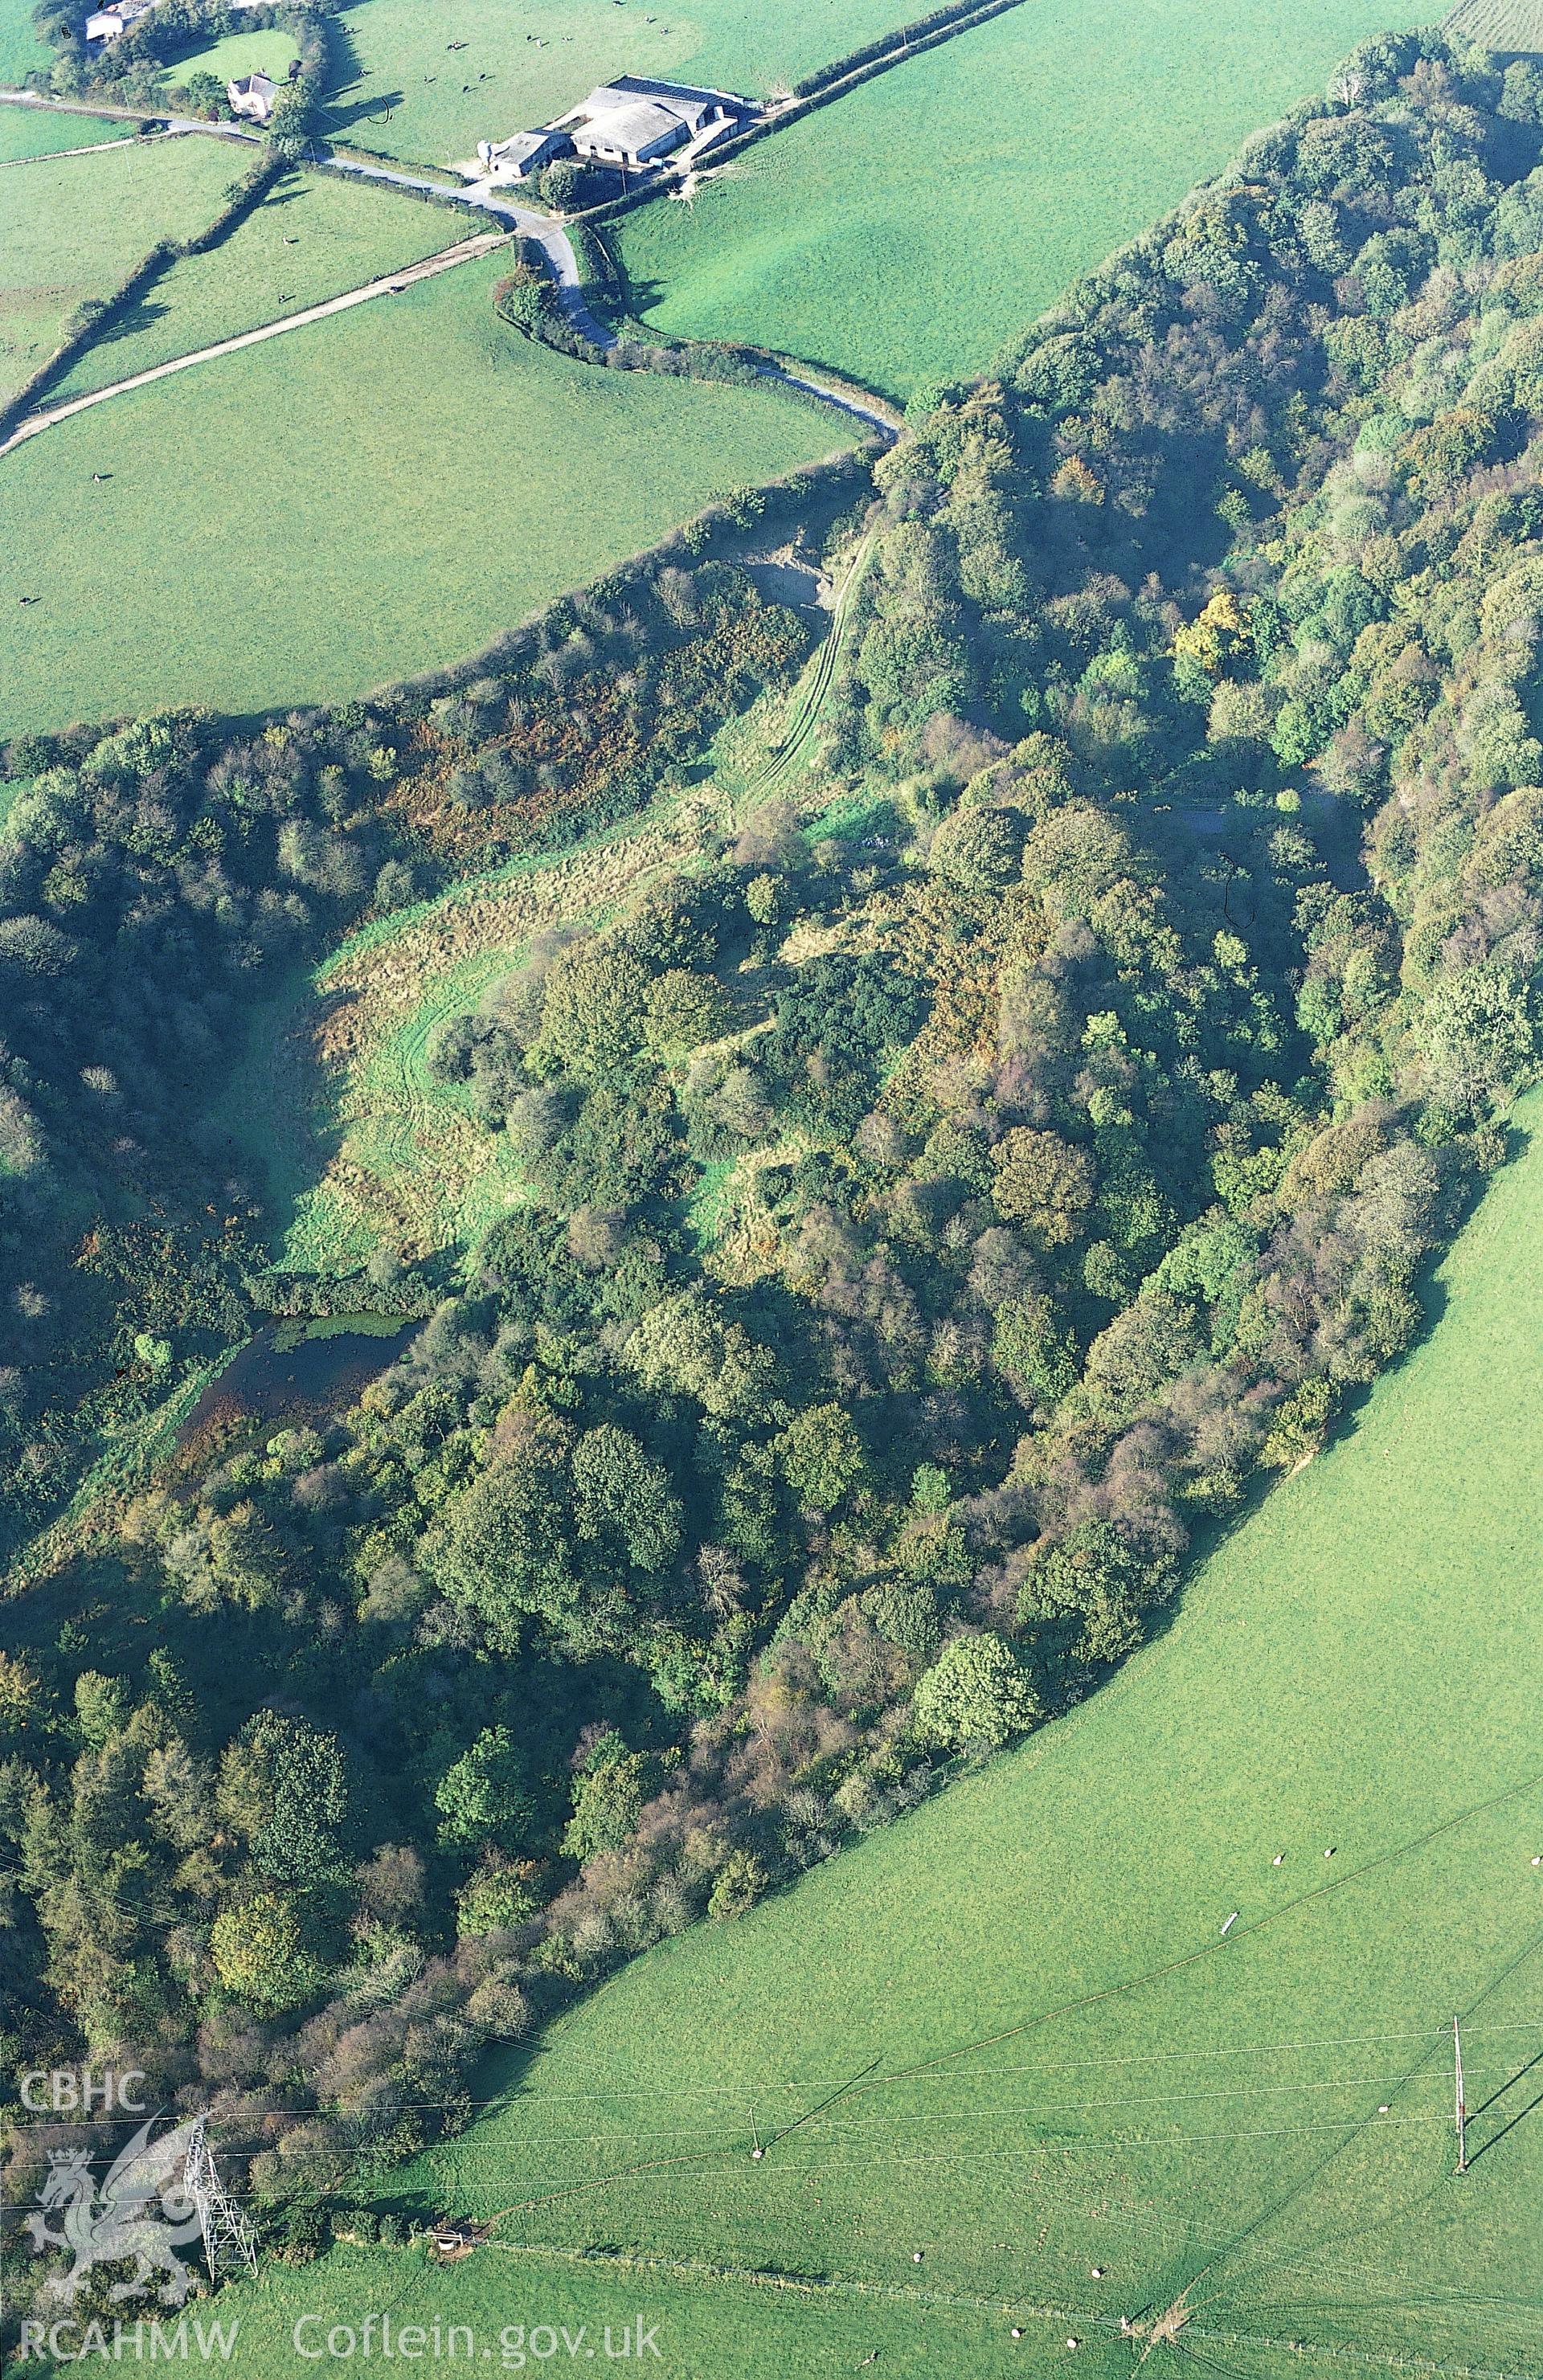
xmin=183 ymin=2112 xmax=260 ymax=2283
xmin=1453 ymin=2015 xmax=1467 ymax=2176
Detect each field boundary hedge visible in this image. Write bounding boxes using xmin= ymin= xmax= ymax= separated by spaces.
xmin=0 ymin=147 xmax=283 ymax=439
xmin=522 ymin=221 xmax=902 ymax=432
xmin=379 ymin=445 xmax=877 ymax=707
xmin=790 ymin=0 xmax=1027 ymax=96
xmin=565 ymin=0 xmax=1031 ymax=242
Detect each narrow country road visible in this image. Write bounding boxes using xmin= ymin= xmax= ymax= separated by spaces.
xmin=200 ymin=152 xmax=898 ymax=435
xmin=0 ymin=90 xmax=897 ymax=444
xmin=0 ymin=231 xmax=507 ymax=459
xmin=320 ymin=154 xmax=618 ymax=348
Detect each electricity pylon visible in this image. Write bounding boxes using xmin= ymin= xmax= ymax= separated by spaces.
xmin=183 ymin=2113 xmax=259 ymax=2282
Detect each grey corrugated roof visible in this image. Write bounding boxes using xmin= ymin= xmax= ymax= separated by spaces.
xmin=579 ymin=97 xmax=686 ymax=153
xmin=492 ymin=129 xmax=562 ymax=162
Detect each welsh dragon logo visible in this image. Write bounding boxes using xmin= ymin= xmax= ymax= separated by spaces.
xmin=23 ymin=2116 xmax=204 ymax=2306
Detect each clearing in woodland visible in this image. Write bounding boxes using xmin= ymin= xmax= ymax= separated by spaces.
xmin=220 ymin=789 xmax=735 ymax=1277
xmin=614 ymin=0 xmax=1433 ymax=397
xmin=0 ymin=254 xmax=853 ymax=731
xmin=300 ymin=1091 xmax=1543 ymax=2380
xmin=0 ymin=130 xmax=238 ymax=405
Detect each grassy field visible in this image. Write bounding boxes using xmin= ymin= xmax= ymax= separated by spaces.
xmin=1444 ymin=0 xmax=1543 ymax=46
xmin=159 ymin=25 xmax=305 ymax=89
xmin=154 ymin=2238 xmax=1038 ymax=2378
xmin=50 ymin=166 xmax=459 ymax=399
xmin=0 ymin=252 xmax=851 ymax=731
xmin=317 ymin=0 xmax=914 ymax=170
xmin=0 ymin=129 xmax=237 ymax=404
xmin=0 ymin=0 xmax=53 ymax=85
xmin=234 ymin=1090 xmax=1543 ymax=2380
xmin=615 ymin=0 xmax=1434 ymax=399
xmin=0 ymin=100 xmax=128 ymax=160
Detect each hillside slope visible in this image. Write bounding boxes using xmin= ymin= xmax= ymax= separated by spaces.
xmin=393 ymin=1090 xmax=1543 ymax=2375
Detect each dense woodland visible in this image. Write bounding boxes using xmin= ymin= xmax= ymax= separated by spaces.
xmin=7 ymin=23 xmax=1543 ymax=2291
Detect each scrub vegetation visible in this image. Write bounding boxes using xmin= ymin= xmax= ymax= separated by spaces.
xmin=6 ymin=25 xmax=1543 ymax=2380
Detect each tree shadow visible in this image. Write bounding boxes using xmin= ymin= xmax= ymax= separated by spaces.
xmin=322 ymin=87 xmax=407 ymax=133
xmin=76 ymin=292 xmax=173 ymax=354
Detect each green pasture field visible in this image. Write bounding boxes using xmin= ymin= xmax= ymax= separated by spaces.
xmin=317 ymin=0 xmax=913 ymax=170
xmin=159 ymin=25 xmax=305 ymax=89
xmin=0 ymin=129 xmax=236 ymax=403
xmin=50 ymin=167 xmax=459 ymax=399
xmin=615 ymin=0 xmax=1434 ymax=399
xmin=0 ymin=252 xmax=852 ymax=731
xmin=279 ymin=1090 xmax=1543 ymax=2380
xmin=0 ymin=100 xmax=127 ymax=160
xmin=1445 ymin=0 xmax=1543 ymax=47
xmin=154 ymin=2239 xmax=1037 ymax=2379
xmin=0 ymin=0 xmax=53 ymax=85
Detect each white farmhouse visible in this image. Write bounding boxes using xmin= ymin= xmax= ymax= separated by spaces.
xmin=227 ymin=68 xmax=276 ymax=122
xmin=475 ymin=125 xmax=570 ymax=181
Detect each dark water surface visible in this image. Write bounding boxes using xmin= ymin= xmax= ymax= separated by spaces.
xmin=179 ymin=1314 xmax=416 ymax=1446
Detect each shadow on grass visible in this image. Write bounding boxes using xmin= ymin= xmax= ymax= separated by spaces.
xmin=1468 ymin=2039 xmax=1543 ymax=2166
xmin=207 ymin=971 xmax=357 ymax=1264
xmin=69 ymin=290 xmax=174 ymax=356
xmin=324 ymin=88 xmax=409 ymax=136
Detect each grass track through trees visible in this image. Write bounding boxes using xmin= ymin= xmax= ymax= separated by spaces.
xmin=324 ymin=1090 xmax=1543 ymax=2378
xmin=615 ymin=0 xmax=1434 ymax=396
xmin=0 ymin=255 xmax=852 ymax=730
xmin=219 ymin=791 xmax=731 ymax=1274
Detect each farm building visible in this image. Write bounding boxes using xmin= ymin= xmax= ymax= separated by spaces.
xmin=473 ymin=76 xmax=750 ymax=186
xmin=227 ymin=69 xmax=276 ymax=122
xmin=556 ymin=76 xmax=747 ymax=170
xmin=475 ymin=125 xmax=570 ymax=181
xmin=84 ymin=0 xmax=155 ymax=40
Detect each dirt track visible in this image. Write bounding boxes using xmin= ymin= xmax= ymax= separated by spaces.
xmin=0 ymin=229 xmax=506 ymax=460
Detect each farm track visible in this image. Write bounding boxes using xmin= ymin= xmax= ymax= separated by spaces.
xmin=0 ymin=229 xmax=508 ymax=458
xmin=737 ymin=532 xmax=877 ymax=799
xmin=0 ymin=131 xmax=146 ymax=166
xmin=0 ymin=92 xmax=898 ymax=445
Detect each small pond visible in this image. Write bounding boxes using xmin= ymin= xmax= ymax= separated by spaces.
xmin=179 ymin=1313 xmax=418 ymax=1448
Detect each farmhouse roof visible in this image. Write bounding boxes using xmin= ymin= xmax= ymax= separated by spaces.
xmin=231 ymin=70 xmax=275 ymax=96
